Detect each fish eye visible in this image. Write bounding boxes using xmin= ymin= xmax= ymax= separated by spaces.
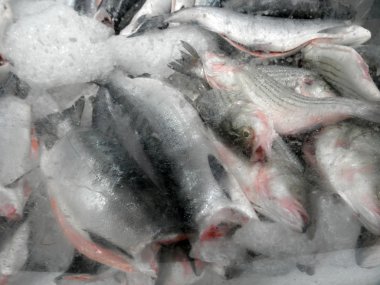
xmin=241 ymin=128 xmax=251 ymax=138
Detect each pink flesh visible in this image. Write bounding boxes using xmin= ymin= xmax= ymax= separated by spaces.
xmin=340 ymin=165 xmax=374 ymax=183
xmin=30 ymin=127 xmax=39 ymax=160
xmin=0 ymin=204 xmax=19 ymax=220
xmin=63 ymin=274 xmax=96 ymax=281
xmin=302 ymin=140 xmax=318 ymax=168
xmin=0 ymin=276 xmax=8 ymax=285
xmin=279 ymin=197 xmax=309 ymax=225
xmin=252 ymin=109 xmax=275 ymax=161
xmin=199 ymin=225 xmax=226 ymax=242
xmin=253 ymin=166 xmax=271 ymax=198
xmin=50 ymin=198 xmax=135 ymax=273
xmin=158 ymin=234 xmax=188 ymax=245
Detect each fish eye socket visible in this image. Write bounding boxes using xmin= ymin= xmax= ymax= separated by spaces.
xmin=242 ymin=129 xmax=250 ymax=138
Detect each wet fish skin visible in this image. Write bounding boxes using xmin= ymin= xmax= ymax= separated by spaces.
xmin=42 ymin=128 xmax=184 ymax=277
xmin=96 ymin=0 xmax=146 ymax=33
xmin=166 ymin=7 xmax=371 ymax=54
xmin=109 ymin=25 xmax=219 ymax=78
xmin=171 ymin=0 xmax=194 ymax=13
xmin=215 ymin=138 xmax=309 ymax=233
xmin=311 ymin=122 xmax=380 ymax=235
xmin=256 ymin=65 xmax=336 ymax=99
xmin=120 ymin=0 xmax=171 ymax=36
xmin=106 ymin=72 xmax=255 ymax=239
xmin=302 ymin=42 xmax=380 ymax=101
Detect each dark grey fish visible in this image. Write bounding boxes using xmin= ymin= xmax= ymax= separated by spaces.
xmin=95 ymin=0 xmax=147 ymax=34
xmin=105 ymin=71 xmax=255 ymax=240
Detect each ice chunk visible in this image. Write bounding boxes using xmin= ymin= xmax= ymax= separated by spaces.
xmin=3 ymin=4 xmax=114 ymax=88
xmin=9 ymin=0 xmax=57 ymax=22
xmin=233 ymin=220 xmax=315 ymax=258
xmin=0 ymin=96 xmax=32 ymax=186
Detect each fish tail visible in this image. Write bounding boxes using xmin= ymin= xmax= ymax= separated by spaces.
xmin=168 ymin=41 xmax=205 ymax=79
xmin=354 ymin=100 xmax=380 ymax=124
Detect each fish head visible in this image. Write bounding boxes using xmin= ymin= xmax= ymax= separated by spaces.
xmin=254 ymin=164 xmax=309 ymax=232
xmin=318 ymin=25 xmax=371 ymax=46
xmin=226 ymin=105 xmax=276 ymax=161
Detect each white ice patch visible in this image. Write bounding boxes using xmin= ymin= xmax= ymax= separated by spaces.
xmin=3 ymin=4 xmax=114 ymax=88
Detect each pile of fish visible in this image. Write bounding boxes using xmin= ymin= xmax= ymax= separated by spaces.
xmin=1 ymin=0 xmax=380 ymax=284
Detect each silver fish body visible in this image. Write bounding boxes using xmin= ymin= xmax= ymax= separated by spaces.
xmin=256 ymin=65 xmax=336 ymax=98
xmin=303 ymin=43 xmax=380 ymax=101
xmin=120 ymin=0 xmax=171 ymax=36
xmin=166 ymin=7 xmax=371 ymax=54
xmin=215 ymin=138 xmax=309 ymax=232
xmin=199 ymin=52 xmax=380 ymax=135
xmin=41 ymin=128 xmax=182 ymax=276
xmin=313 ymin=122 xmax=380 ymax=235
xmin=106 ymin=72 xmax=255 ymax=239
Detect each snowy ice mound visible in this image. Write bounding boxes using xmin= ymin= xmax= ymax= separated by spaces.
xmin=3 ymin=4 xmax=114 ymax=87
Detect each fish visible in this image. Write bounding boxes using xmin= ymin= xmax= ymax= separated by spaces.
xmin=256 ymin=65 xmax=337 ymax=99
xmin=214 ymin=137 xmax=309 ymax=232
xmin=309 ymin=122 xmax=380 ymax=235
xmin=168 ymin=74 xmax=277 ymax=161
xmin=105 ymin=71 xmax=255 ymax=240
xmin=172 ymin=42 xmax=380 ymax=145
xmin=95 ymin=0 xmax=146 ymax=33
xmin=356 ymin=230 xmax=380 ymax=269
xmin=171 ymin=0 xmax=194 ymax=12
xmin=108 ymin=25 xmax=218 ymax=78
xmin=302 ymin=42 xmax=380 ymax=101
xmin=355 ymin=45 xmax=380 ymax=89
xmin=165 ymin=7 xmax=371 ymax=58
xmin=120 ymin=0 xmax=171 ymax=36
xmin=195 ymin=0 xmax=221 ymax=7
xmin=156 ymin=242 xmax=205 ymax=285
xmin=40 ymin=98 xmax=183 ymax=277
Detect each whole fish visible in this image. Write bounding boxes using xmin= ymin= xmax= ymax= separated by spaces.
xmin=166 ymin=7 xmax=371 ymax=58
xmin=108 ymin=25 xmax=218 ymax=78
xmin=95 ymin=0 xmax=147 ymax=33
xmin=120 ymin=0 xmax=171 ymax=36
xmin=214 ymin=138 xmax=309 ymax=232
xmin=171 ymin=43 xmax=380 ymax=151
xmin=105 ymin=72 xmax=255 ymax=240
xmin=40 ymin=99 xmax=183 ymax=277
xmin=310 ymin=122 xmax=380 ymax=235
xmin=302 ymin=42 xmax=380 ymax=101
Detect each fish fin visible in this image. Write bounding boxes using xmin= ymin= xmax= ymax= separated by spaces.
xmin=168 ymin=41 xmax=205 ymax=79
xmin=35 ymin=96 xmax=85 ymax=149
xmin=85 ymin=231 xmax=134 ymax=260
xmin=126 ymin=15 xmax=169 ymax=38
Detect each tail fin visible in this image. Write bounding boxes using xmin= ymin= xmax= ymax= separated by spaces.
xmin=35 ymin=96 xmax=85 ymax=149
xmin=168 ymin=41 xmax=205 ymax=79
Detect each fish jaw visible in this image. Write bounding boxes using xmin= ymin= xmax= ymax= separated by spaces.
xmin=94 ymin=7 xmax=115 ymax=29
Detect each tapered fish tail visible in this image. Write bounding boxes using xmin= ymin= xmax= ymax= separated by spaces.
xmin=354 ymin=100 xmax=380 ymax=124
xmin=168 ymin=41 xmax=205 ymax=79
